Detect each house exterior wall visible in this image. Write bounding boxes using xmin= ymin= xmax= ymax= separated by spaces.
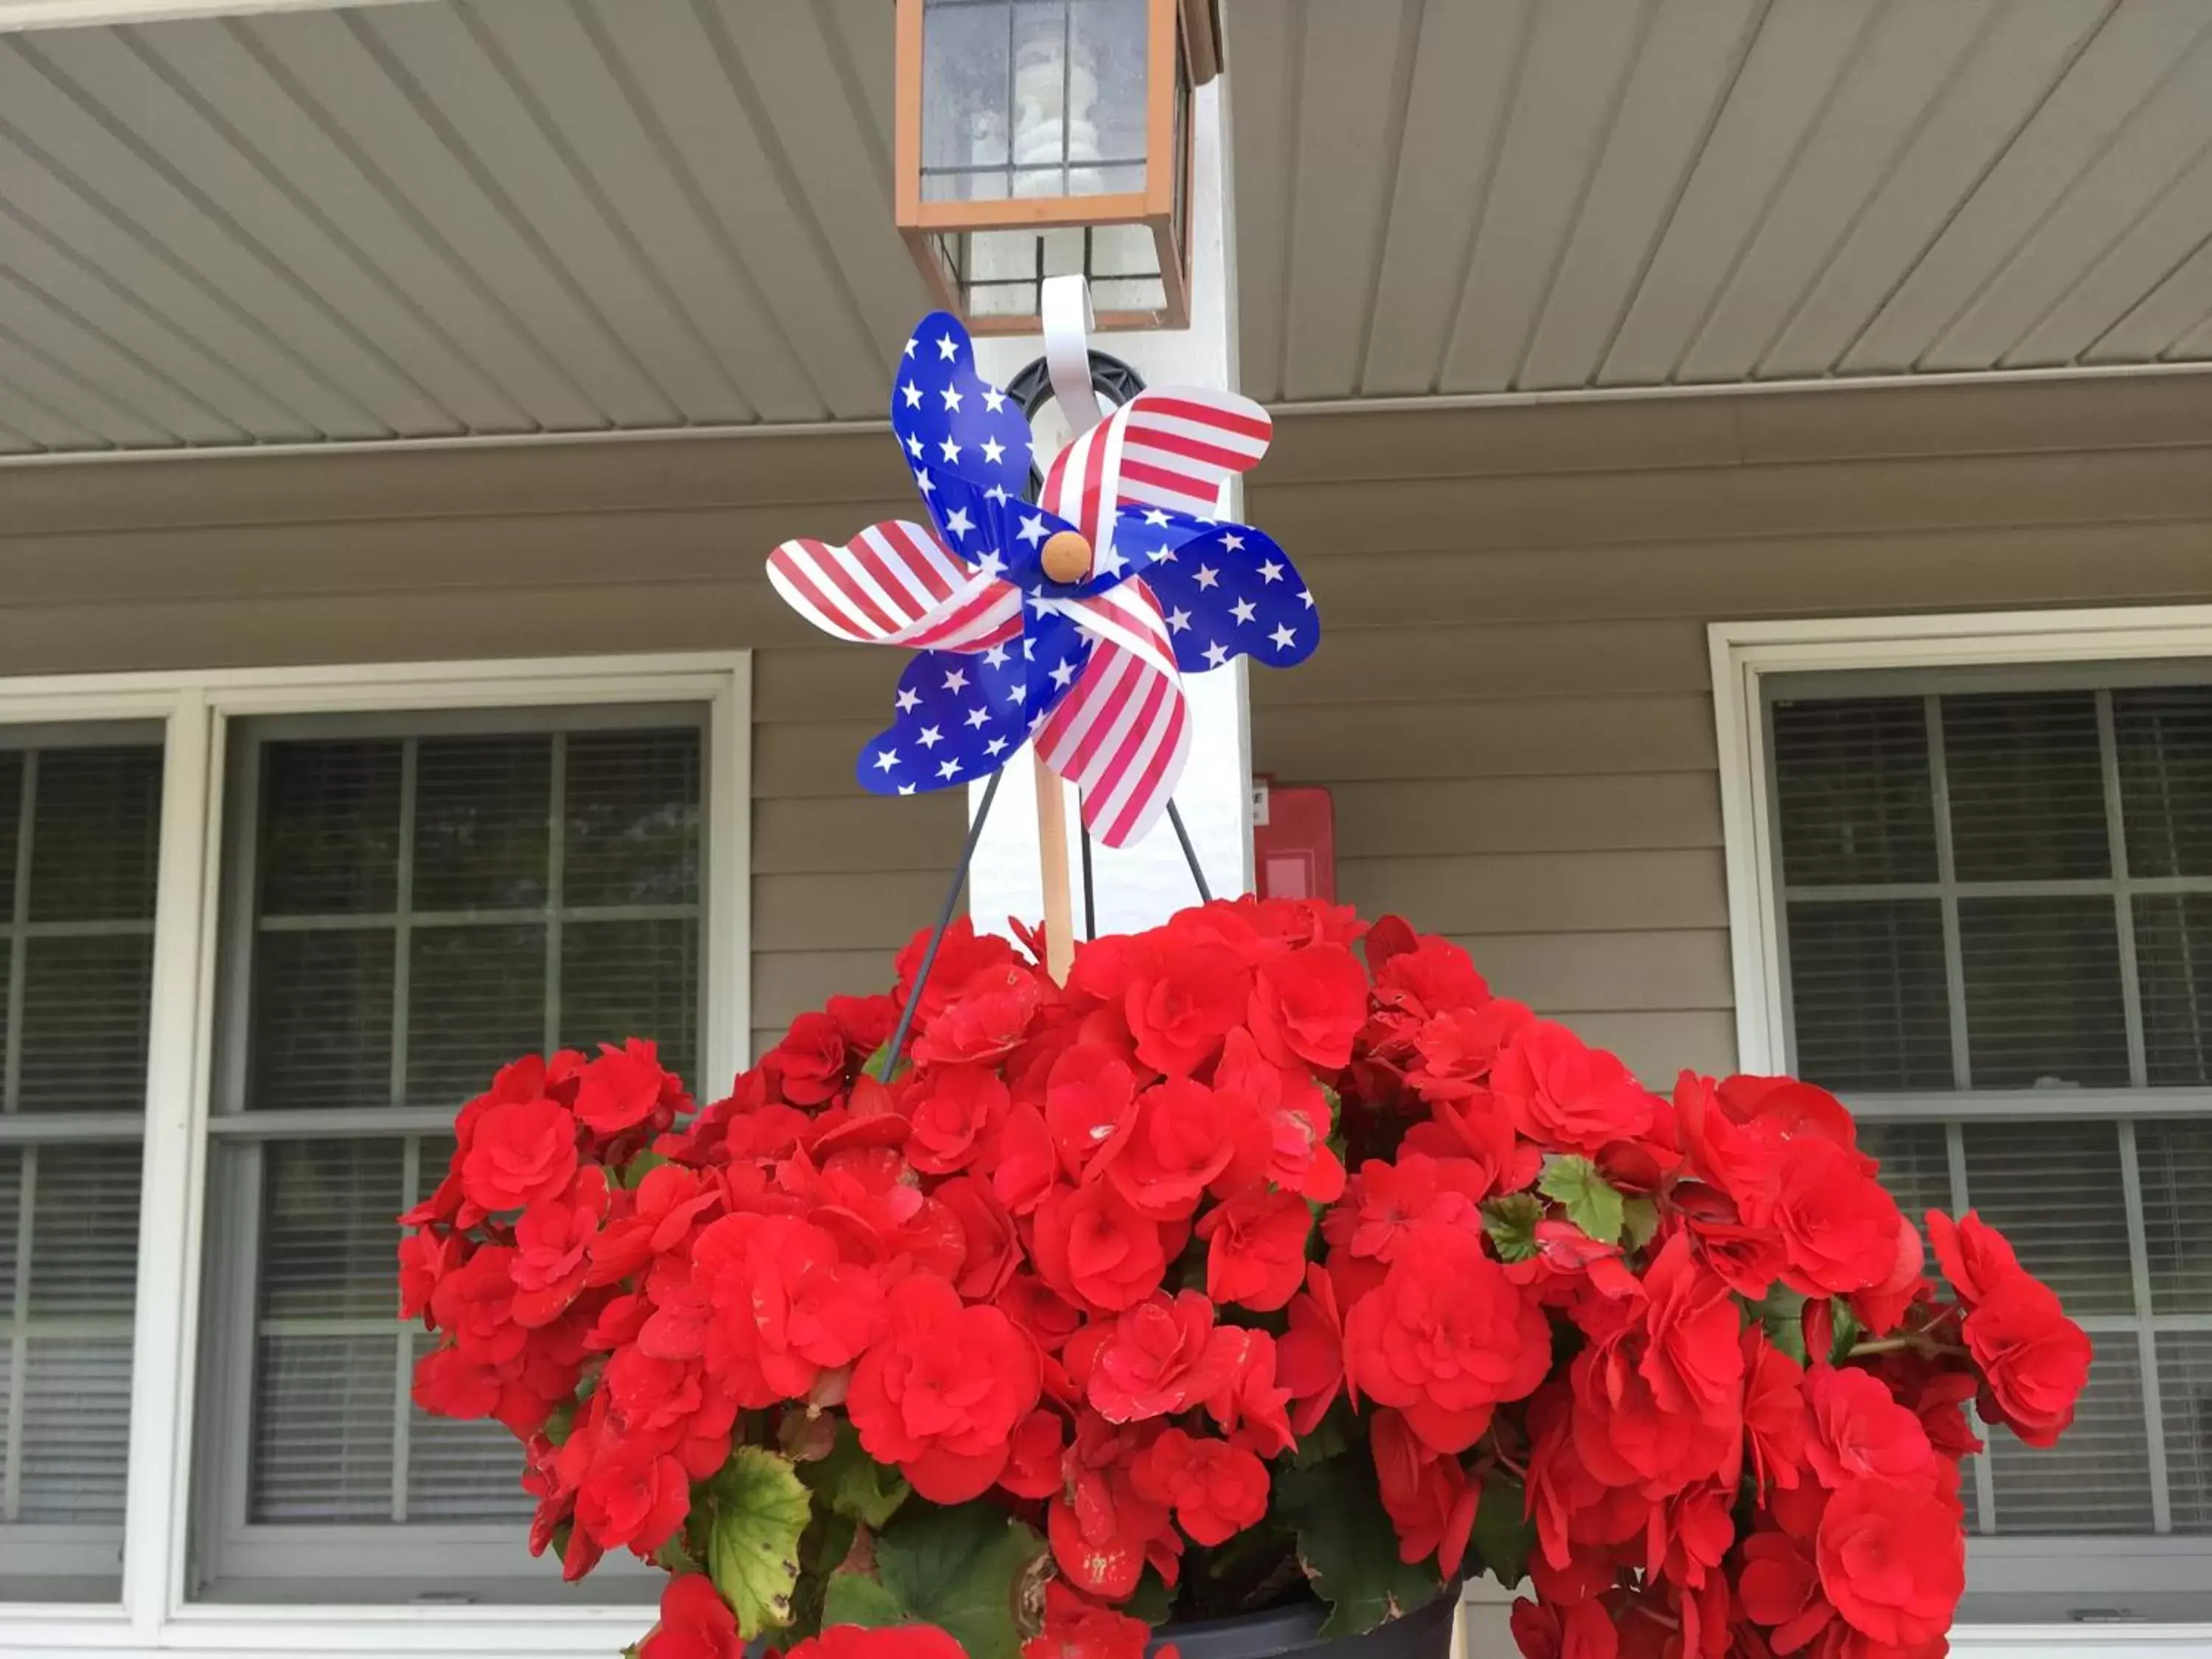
xmin=1 ymin=369 xmax=2208 ymax=1069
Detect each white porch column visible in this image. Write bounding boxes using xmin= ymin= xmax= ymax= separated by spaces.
xmin=965 ymin=76 xmax=1253 ymax=944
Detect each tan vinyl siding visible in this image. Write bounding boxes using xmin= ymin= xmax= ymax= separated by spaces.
xmin=1251 ymin=372 xmax=2212 ymax=1082
xmin=1 ymin=371 xmax=2208 ymax=1082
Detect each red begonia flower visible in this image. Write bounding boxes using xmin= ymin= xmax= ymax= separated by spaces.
xmin=1343 ymin=1222 xmax=1551 ymax=1453
xmin=847 ymin=1273 xmax=1040 ymax=1502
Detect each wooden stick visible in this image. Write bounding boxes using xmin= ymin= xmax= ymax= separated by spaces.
xmin=1032 ymin=751 xmax=1076 ymax=982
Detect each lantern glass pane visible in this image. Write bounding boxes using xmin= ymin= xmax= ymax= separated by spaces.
xmin=919 ymin=0 xmax=1150 ymax=205
xmin=949 ymin=226 xmax=1166 ymax=323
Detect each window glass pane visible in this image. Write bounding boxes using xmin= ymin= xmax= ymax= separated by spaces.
xmin=1986 ymin=1340 xmax=2153 ymax=1533
xmin=26 ymin=1143 xmax=140 ymax=1320
xmin=20 ymin=1338 xmax=132 ymax=1524
xmin=563 ymin=917 xmax=700 ymax=1083
xmin=0 ymin=1155 xmax=15 ymax=1307
xmin=1785 ymin=900 xmax=1952 ymax=1090
xmin=1857 ymin=1120 xmax=1952 ymax=1239
xmin=563 ymin=729 xmax=702 ymax=906
xmin=2135 ymin=894 xmax=2212 ymax=1086
xmin=0 ymin=1146 xmax=139 ymax=1533
xmin=1958 ymin=897 xmax=2130 ymax=1088
xmin=244 ymin=1135 xmax=402 ymax=1523
xmin=400 ymin=1129 xmax=480 ymax=1540
xmin=27 ymin=748 xmax=163 ymax=922
xmin=237 ymin=1134 xmax=534 ymax=1528
xmin=2115 ymin=685 xmax=2212 ymax=878
xmin=0 ymin=751 xmax=20 ymax=921
xmin=1960 ymin=1121 xmax=2134 ymax=1317
xmin=408 ymin=1332 xmax=532 ymax=1524
xmin=260 ymin=1140 xmax=406 ymax=1322
xmin=411 ymin=736 xmax=549 ymax=912
xmin=249 ymin=930 xmax=396 ymax=1112
xmin=2140 ymin=1119 xmax=2212 ymax=1315
xmin=2160 ymin=1332 xmax=2212 ymax=1534
xmin=15 ymin=934 xmax=155 ymax=1114
xmin=258 ymin=740 xmax=403 ymax=917
xmin=408 ymin=924 xmax=545 ymax=1109
xmin=1943 ymin=691 xmax=2110 ymax=883
xmin=1771 ymin=697 xmax=1937 ymax=886
xmin=251 ymin=1333 xmax=397 ymax=1524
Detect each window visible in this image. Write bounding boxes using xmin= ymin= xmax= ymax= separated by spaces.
xmin=193 ymin=711 xmax=706 ymax=1601
xmin=0 ymin=731 xmax=163 ymax=1604
xmin=1716 ymin=611 xmax=2212 ymax=1621
xmin=0 ymin=655 xmax=747 ymax=1655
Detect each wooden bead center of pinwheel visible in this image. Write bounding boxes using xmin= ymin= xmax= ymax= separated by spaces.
xmin=1040 ymin=529 xmax=1093 ymax=584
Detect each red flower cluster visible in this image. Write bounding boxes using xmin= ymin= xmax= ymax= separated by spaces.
xmin=400 ymin=901 xmax=2090 ymax=1659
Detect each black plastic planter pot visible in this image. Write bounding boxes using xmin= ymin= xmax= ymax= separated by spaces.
xmin=1148 ymin=1587 xmax=1461 ymax=1659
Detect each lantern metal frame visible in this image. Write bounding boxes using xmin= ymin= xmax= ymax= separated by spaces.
xmin=893 ymin=0 xmax=1223 ymax=333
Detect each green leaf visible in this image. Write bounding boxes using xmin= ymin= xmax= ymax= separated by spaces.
xmin=798 ymin=1424 xmax=911 ymax=1529
xmin=863 ymin=1039 xmax=911 ymax=1085
xmin=1621 ymin=1195 xmax=1660 ymax=1252
xmin=1289 ymin=1398 xmax=1357 ymax=1469
xmin=788 ymin=1511 xmax=858 ymax=1641
xmin=653 ymin=1534 xmax=703 ymax=1575
xmin=822 ymin=1504 xmax=1048 ymax=1659
xmin=617 ymin=1150 xmax=669 ymax=1189
xmin=1121 ymin=1568 xmax=1175 ymax=1629
xmin=1277 ymin=1455 xmax=1447 ymax=1638
xmin=1470 ymin=1474 xmax=1533 ymax=1590
xmin=703 ymin=1445 xmax=814 ymax=1638
xmin=821 ymin=1570 xmax=905 ymax=1629
xmin=1537 ymin=1155 xmax=1624 ymax=1247
xmin=1481 ymin=1194 xmax=1545 ymax=1264
xmin=1824 ymin=1300 xmax=1863 ymax=1366
xmin=1747 ymin=1284 xmax=1809 ymax=1366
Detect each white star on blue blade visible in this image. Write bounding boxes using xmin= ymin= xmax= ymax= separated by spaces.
xmin=1121 ymin=512 xmax=1320 ymax=674
xmin=852 ymin=608 xmax=1093 ymax=798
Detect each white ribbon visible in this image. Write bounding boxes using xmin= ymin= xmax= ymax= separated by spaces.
xmin=1041 ymin=274 xmax=1104 ymax=442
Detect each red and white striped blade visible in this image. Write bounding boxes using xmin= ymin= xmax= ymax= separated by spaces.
xmin=768 ymin=519 xmax=1020 ymax=653
xmin=1034 ymin=578 xmax=1189 ymax=849
xmin=1040 ymin=388 xmax=1273 ymax=559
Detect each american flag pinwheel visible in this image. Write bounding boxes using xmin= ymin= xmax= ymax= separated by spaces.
xmin=767 ymin=311 xmax=1318 ymax=849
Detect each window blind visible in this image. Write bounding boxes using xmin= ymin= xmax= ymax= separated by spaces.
xmin=1777 ymin=680 xmax=2212 ymax=1550
xmin=206 ymin=719 xmax=703 ymax=1566
xmin=0 ymin=739 xmax=161 ymax=1591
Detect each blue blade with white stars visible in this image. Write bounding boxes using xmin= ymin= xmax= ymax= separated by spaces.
xmin=891 ymin=313 xmax=1046 ymax=571
xmin=1121 ymin=512 xmax=1319 ymax=675
xmin=853 ymin=607 xmax=1095 ymax=797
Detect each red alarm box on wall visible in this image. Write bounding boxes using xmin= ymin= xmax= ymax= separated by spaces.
xmin=1252 ymin=776 xmax=1335 ymax=902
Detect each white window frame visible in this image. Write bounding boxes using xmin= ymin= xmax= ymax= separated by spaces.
xmin=0 ymin=652 xmax=750 ymax=1658
xmin=1713 ymin=605 xmax=2212 ymax=1643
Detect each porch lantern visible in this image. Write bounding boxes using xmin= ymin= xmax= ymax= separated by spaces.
xmin=894 ymin=0 xmax=1223 ymax=332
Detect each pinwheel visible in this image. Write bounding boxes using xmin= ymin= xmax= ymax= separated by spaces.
xmin=767 ymin=310 xmax=1317 ymax=849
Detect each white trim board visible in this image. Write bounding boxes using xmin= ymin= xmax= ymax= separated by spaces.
xmin=0 ymin=652 xmax=749 ymax=1658
xmin=1709 ymin=603 xmax=2212 ymax=1074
